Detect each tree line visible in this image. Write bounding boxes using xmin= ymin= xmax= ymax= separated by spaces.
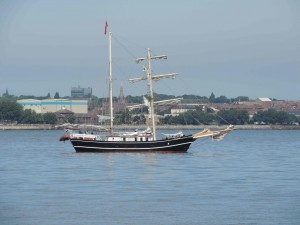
xmin=1 ymin=92 xmax=299 ymax=125
xmin=112 ymin=108 xmax=299 ymax=126
xmin=2 ymin=90 xmax=251 ymax=105
xmin=161 ymin=108 xmax=299 ymax=125
xmin=0 ymin=100 xmax=57 ymax=124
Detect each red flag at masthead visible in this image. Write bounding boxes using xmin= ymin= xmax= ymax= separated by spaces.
xmin=104 ymin=21 xmax=108 ymax=35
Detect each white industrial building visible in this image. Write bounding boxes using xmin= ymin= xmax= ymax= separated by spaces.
xmin=169 ymin=104 xmax=207 ymax=116
xmin=17 ymin=99 xmax=88 ymax=114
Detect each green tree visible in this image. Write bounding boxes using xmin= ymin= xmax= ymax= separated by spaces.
xmin=132 ymin=114 xmax=146 ymax=124
xmin=231 ymin=96 xmax=250 ymax=102
xmin=64 ymin=114 xmax=76 ymax=123
xmin=54 ymin=92 xmax=60 ymax=99
xmin=114 ymin=110 xmax=132 ymax=124
xmin=0 ymin=100 xmax=23 ymax=122
xmin=253 ymin=109 xmax=298 ymax=125
xmin=161 ymin=109 xmax=216 ymax=125
xmin=182 ymin=94 xmax=208 ymax=101
xmin=125 ymin=95 xmax=143 ymax=103
xmin=43 ymin=112 xmax=57 ymax=124
xmin=217 ymin=109 xmax=249 ymax=125
xmin=153 ymin=93 xmax=176 ymax=101
xmin=209 ymin=92 xmax=215 ymax=103
xmin=179 ymin=109 xmax=214 ymax=125
xmin=21 ymin=109 xmax=44 ymax=124
xmin=215 ymin=95 xmax=230 ymax=103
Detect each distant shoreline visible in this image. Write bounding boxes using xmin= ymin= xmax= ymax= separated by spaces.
xmin=1 ymin=124 xmax=300 ymax=130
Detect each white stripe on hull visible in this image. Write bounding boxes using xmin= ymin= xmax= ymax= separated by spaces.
xmin=73 ymin=141 xmax=194 ymax=151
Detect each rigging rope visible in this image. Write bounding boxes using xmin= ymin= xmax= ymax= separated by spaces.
xmin=112 ymin=34 xmax=145 ymax=60
xmin=107 ymin=34 xmax=231 ymax=129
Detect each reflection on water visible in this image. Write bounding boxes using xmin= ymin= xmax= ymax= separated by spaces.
xmin=0 ymin=130 xmax=300 ymax=225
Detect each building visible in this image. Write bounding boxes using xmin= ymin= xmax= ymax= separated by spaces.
xmin=55 ymin=108 xmax=75 ymax=124
xmin=102 ymin=83 xmax=127 ymax=113
xmin=256 ymin=97 xmax=272 ymax=102
xmin=17 ymin=99 xmax=88 ymax=114
xmin=169 ymin=104 xmax=207 ymax=116
xmin=71 ymin=86 xmax=92 ymax=98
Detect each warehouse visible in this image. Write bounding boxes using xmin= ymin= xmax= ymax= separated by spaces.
xmin=17 ymin=99 xmax=88 ymax=114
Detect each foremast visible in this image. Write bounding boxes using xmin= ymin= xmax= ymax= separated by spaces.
xmin=108 ymin=32 xmax=113 ymax=133
xmin=129 ymin=48 xmax=177 ymax=140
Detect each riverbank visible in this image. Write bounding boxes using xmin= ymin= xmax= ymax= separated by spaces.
xmin=1 ymin=124 xmax=55 ymax=130
xmin=115 ymin=124 xmax=300 ymax=130
xmin=1 ymin=124 xmax=300 ymax=130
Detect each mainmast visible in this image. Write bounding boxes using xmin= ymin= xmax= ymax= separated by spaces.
xmin=129 ymin=48 xmax=177 ymax=140
xmin=108 ymin=32 xmax=113 ymax=133
xmin=147 ymin=48 xmax=156 ymax=139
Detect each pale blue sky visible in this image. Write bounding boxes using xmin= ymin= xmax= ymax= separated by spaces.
xmin=1 ymin=0 xmax=299 ymax=100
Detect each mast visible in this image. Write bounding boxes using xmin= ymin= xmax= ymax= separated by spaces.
xmin=108 ymin=32 xmax=113 ymax=133
xmin=147 ymin=48 xmax=157 ymax=140
xmin=129 ymin=48 xmax=178 ymax=141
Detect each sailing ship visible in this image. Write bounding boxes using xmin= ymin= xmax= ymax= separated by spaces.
xmin=59 ymin=31 xmax=235 ymax=153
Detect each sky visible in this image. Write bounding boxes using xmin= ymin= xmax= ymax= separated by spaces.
xmin=0 ymin=0 xmax=300 ymax=100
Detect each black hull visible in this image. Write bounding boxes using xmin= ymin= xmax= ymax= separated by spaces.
xmin=70 ymin=135 xmax=195 ymax=153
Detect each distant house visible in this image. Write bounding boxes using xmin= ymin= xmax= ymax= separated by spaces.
xmin=256 ymin=97 xmax=272 ymax=102
xmin=169 ymin=104 xmax=207 ymax=116
xmin=55 ymin=109 xmax=92 ymax=124
xmin=56 ymin=109 xmax=74 ymax=123
xmin=255 ymin=98 xmax=273 ymax=111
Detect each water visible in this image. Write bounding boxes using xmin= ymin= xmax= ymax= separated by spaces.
xmin=1 ymin=130 xmax=300 ymax=225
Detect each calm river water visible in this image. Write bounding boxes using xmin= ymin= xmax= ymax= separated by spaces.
xmin=1 ymin=129 xmax=300 ymax=225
